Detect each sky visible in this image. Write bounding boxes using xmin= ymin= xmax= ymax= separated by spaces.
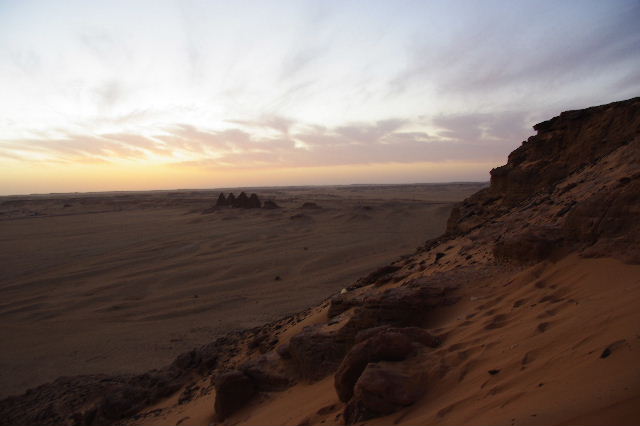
xmin=0 ymin=0 xmax=639 ymax=195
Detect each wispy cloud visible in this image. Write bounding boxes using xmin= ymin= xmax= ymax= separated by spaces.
xmin=0 ymin=111 xmax=532 ymax=170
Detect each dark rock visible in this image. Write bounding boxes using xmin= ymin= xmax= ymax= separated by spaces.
xmin=241 ymin=353 xmax=295 ymax=392
xmin=342 ymin=285 xmax=457 ymax=335
xmin=289 ymin=284 xmax=452 ymax=384
xmin=215 ymin=192 xmax=228 ymax=207
xmin=248 ymin=193 xmax=262 ymax=208
xmin=214 ymin=371 xmax=256 ymax=421
xmin=233 ymin=192 xmax=249 ymax=208
xmin=334 ymin=331 xmax=414 ymax=402
xmin=354 ymin=326 xmax=440 ymax=348
xmin=493 ymin=226 xmax=565 ymax=263
xmin=353 ymin=264 xmax=401 ymax=288
xmin=344 ymin=362 xmax=426 ymax=423
xmin=288 ymin=326 xmax=350 ymax=382
xmin=564 ymin=179 xmax=640 ymax=262
xmin=276 ymin=342 xmax=291 ymax=359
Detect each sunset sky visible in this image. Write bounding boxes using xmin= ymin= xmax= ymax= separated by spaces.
xmin=1 ymin=0 xmax=639 ymax=195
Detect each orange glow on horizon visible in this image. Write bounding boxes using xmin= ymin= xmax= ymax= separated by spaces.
xmin=0 ymin=160 xmax=492 ymax=195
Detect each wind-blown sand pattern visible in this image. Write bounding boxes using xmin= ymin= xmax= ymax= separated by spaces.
xmin=1 ymin=98 xmax=639 ymax=425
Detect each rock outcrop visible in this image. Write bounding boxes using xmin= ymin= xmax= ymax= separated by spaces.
xmin=344 ymin=360 xmax=427 ymax=423
xmin=446 ymin=97 xmax=640 ymax=263
xmin=213 ymin=371 xmax=255 ymax=421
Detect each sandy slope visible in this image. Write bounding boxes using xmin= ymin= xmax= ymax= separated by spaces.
xmin=124 ymin=98 xmax=640 ymax=426
xmin=131 ymin=255 xmax=640 ymax=426
xmin=0 ymin=183 xmax=482 ymax=398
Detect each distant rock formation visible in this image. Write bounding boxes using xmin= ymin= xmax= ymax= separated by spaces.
xmin=229 ymin=192 xmax=261 ymax=208
xmin=234 ymin=192 xmax=249 ymax=208
xmin=248 ymin=193 xmax=261 ymax=209
xmin=207 ymin=192 xmax=267 ymax=210
xmin=215 ymin=193 xmax=228 ymax=207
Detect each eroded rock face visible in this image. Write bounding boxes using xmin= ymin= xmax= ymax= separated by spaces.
xmin=493 ymin=226 xmax=565 ymax=262
xmin=335 ymin=327 xmax=440 ymax=403
xmin=446 ymin=97 xmax=640 ymax=264
xmin=213 ymin=371 xmax=256 ymax=421
xmin=344 ymin=361 xmax=426 ymax=423
xmin=334 ymin=331 xmax=414 ymax=402
xmin=290 ymin=284 xmax=453 ymax=383
xmin=241 ymin=352 xmax=294 ymax=392
xmin=342 ymin=285 xmax=457 ymax=334
xmin=288 ymin=326 xmax=350 ymax=382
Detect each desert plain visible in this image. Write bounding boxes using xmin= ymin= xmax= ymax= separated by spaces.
xmin=0 ymin=183 xmax=483 ymax=398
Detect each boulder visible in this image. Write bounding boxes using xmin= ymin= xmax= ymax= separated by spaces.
xmin=344 ymin=362 xmax=426 ymax=423
xmin=214 ymin=370 xmax=256 ymax=421
xmin=334 ymin=331 xmax=414 ymax=402
xmin=342 ymin=285 xmax=456 ymax=335
xmin=288 ymin=326 xmax=350 ymax=382
xmin=241 ymin=352 xmax=295 ymax=392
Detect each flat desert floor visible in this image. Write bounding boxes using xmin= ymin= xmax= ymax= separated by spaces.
xmin=0 ymin=183 xmax=484 ymax=398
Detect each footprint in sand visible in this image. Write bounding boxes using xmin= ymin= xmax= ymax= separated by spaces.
xmin=536 ymin=322 xmax=551 ymax=333
xmin=484 ymin=314 xmax=509 ymax=330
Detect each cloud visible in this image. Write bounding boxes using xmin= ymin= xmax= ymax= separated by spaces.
xmin=0 ymin=110 xmax=533 ymax=170
xmin=390 ymin=1 xmax=640 ymax=99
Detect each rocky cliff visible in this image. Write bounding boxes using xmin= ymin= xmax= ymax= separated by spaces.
xmin=447 ymin=97 xmax=640 ymax=263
